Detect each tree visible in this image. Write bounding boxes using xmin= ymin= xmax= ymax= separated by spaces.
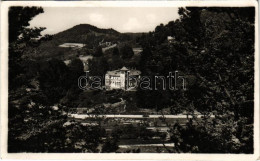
xmin=139 ymin=47 xmax=152 ymax=73
xmin=8 ymin=7 xmax=50 ymax=90
xmin=38 ymin=59 xmax=70 ymax=104
xmin=93 ymin=46 xmax=103 ymax=57
xmin=8 ymin=7 xmax=106 ymax=153
xmin=109 ymin=56 xmax=124 ymax=70
xmin=112 ymin=47 xmax=120 ymax=56
xmin=68 ymin=58 xmax=84 ymax=77
xmin=169 ymin=7 xmax=255 ymax=153
xmin=121 ymin=45 xmax=134 ymax=59
xmin=88 ymin=57 xmax=108 ymax=76
xmin=137 ymin=7 xmax=254 ymax=153
xmin=8 ymin=7 xmax=44 ymax=44
xmin=8 ymin=7 xmax=48 ymax=152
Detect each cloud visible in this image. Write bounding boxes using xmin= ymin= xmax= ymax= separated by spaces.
xmin=89 ymin=13 xmax=105 ymax=24
xmin=30 ymin=7 xmax=179 ymax=34
xmin=122 ymin=17 xmax=142 ymax=32
xmin=146 ymin=14 xmax=157 ymax=23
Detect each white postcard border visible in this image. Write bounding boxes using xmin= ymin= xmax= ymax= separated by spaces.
xmin=1 ymin=1 xmax=259 ymax=160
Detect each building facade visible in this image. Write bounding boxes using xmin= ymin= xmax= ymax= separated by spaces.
xmin=105 ymin=67 xmax=141 ymax=90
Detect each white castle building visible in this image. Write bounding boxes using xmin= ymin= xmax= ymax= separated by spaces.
xmin=105 ymin=67 xmax=141 ymax=90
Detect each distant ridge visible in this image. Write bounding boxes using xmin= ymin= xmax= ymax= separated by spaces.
xmin=53 ymin=24 xmax=120 ymax=44
xmin=26 ymin=24 xmax=140 ymax=59
xmin=55 ymin=24 xmax=119 ymax=35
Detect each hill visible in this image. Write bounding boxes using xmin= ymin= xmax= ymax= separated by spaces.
xmin=25 ymin=24 xmax=140 ymax=60
xmin=52 ymin=24 xmax=120 ymax=44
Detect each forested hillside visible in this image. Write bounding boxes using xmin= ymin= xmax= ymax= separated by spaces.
xmin=23 ymin=24 xmax=139 ymax=59
xmin=136 ymin=7 xmax=254 ymax=153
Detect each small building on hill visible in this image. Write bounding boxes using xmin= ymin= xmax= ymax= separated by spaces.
xmin=59 ymin=43 xmax=84 ymax=49
xmin=167 ymin=36 xmax=175 ymax=43
xmin=133 ymin=48 xmax=143 ymax=55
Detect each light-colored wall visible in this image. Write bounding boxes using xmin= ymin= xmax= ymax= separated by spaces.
xmin=120 ymin=71 xmax=125 ymax=90
xmin=105 ymin=73 xmax=126 ymax=90
xmin=110 ymin=76 xmax=122 ymax=89
xmin=105 ymin=70 xmax=140 ymax=90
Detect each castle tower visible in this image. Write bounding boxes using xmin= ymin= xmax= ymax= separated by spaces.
xmin=120 ymin=66 xmax=129 ymax=90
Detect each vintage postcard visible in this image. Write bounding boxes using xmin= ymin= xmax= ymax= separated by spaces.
xmin=0 ymin=0 xmax=259 ymax=160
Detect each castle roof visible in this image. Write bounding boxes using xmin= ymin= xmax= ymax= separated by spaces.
xmin=106 ymin=70 xmax=120 ymax=76
xmin=129 ymin=70 xmax=141 ymax=76
xmin=106 ymin=67 xmax=141 ymax=76
xmin=120 ymin=66 xmax=129 ymax=71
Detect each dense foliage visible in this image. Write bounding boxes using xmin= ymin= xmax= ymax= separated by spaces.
xmin=136 ymin=7 xmax=254 ymax=153
xmin=8 ymin=7 xmax=105 ymax=152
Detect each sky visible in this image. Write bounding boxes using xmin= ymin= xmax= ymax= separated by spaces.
xmin=29 ymin=7 xmax=180 ymax=35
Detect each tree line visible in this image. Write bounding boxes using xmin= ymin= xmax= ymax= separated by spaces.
xmin=136 ymin=7 xmax=254 ymax=153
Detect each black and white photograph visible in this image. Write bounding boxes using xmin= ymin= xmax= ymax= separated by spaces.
xmin=0 ymin=1 xmax=259 ymax=160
